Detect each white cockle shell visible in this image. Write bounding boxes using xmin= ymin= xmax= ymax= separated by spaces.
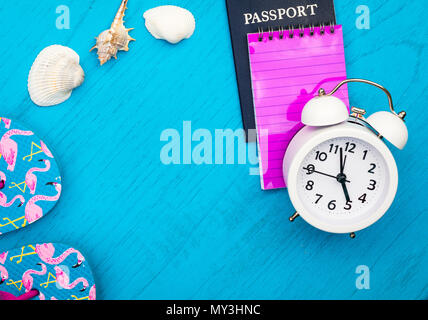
xmin=28 ymin=45 xmax=84 ymax=107
xmin=143 ymin=5 xmax=195 ymax=44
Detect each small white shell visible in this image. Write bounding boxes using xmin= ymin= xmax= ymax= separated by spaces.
xmin=28 ymin=45 xmax=84 ymax=107
xmin=143 ymin=5 xmax=195 ymax=44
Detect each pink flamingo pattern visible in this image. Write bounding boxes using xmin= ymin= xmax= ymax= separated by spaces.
xmin=0 ymin=243 xmax=96 ymax=300
xmin=37 ymin=291 xmax=58 ymax=300
xmin=0 ymin=193 xmax=24 ymax=208
xmin=54 ymin=266 xmax=89 ymax=292
xmin=0 ymin=129 xmax=34 ymax=171
xmin=0 ymin=170 xmax=5 ymax=189
xmin=0 ymin=265 xmax=7 ymax=285
xmin=22 ymin=263 xmax=47 ymax=292
xmin=36 ymin=243 xmax=85 ymax=268
xmin=40 ymin=140 xmax=54 ymax=158
xmin=0 ymin=251 xmax=7 ymax=264
xmin=25 ymin=159 xmax=51 ymax=194
xmin=25 ymin=182 xmax=61 ymax=224
xmin=89 ymin=285 xmax=96 ymax=300
xmin=0 ymin=172 xmax=24 ymax=209
xmin=0 ymin=117 xmax=61 ymax=236
xmin=1 ymin=117 xmax=11 ymax=129
xmin=0 ymin=252 xmax=8 ymax=285
xmin=0 ymin=170 xmax=24 ymax=208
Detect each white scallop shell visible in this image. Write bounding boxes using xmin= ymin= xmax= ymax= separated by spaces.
xmin=28 ymin=45 xmax=84 ymax=107
xmin=143 ymin=5 xmax=195 ymax=44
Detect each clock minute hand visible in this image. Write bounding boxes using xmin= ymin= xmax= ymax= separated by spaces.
xmin=303 ymin=166 xmax=350 ymax=183
xmin=340 ymin=147 xmax=345 ymax=174
xmin=338 ymin=147 xmax=351 ymax=202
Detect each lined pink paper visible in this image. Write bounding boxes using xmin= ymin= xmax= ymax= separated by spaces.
xmin=248 ymin=25 xmax=349 ymax=190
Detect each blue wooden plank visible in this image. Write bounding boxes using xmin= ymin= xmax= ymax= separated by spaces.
xmin=0 ymin=0 xmax=426 ymax=299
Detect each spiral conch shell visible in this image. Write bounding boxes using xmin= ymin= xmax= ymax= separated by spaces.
xmin=28 ymin=45 xmax=84 ymax=107
xmin=90 ymin=0 xmax=135 ymax=66
xmin=143 ymin=5 xmax=195 ymax=44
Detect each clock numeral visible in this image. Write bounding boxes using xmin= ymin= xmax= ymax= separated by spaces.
xmin=368 ymin=163 xmax=376 ymax=174
xmin=305 ymin=180 xmax=314 ymax=191
xmin=362 ymin=150 xmax=368 ymax=160
xmin=328 ymin=200 xmax=336 ymax=210
xmin=304 ymin=164 xmax=315 ymax=175
xmin=315 ymin=193 xmax=323 ymax=204
xmin=329 ymin=144 xmax=339 ymax=154
xmin=358 ymin=193 xmax=367 ymax=203
xmin=344 ymin=201 xmax=352 ymax=210
xmin=345 ymin=142 xmax=356 ymax=153
xmin=315 ymin=151 xmax=327 ymax=161
xmin=367 ymin=179 xmax=376 ymax=191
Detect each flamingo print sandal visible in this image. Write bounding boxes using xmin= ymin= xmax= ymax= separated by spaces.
xmin=0 ymin=243 xmax=96 ymax=300
xmin=0 ymin=116 xmax=61 ymax=235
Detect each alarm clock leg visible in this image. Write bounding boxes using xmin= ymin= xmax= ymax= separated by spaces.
xmin=350 ymin=232 xmax=356 ymax=239
xmin=289 ymin=212 xmax=300 ymax=222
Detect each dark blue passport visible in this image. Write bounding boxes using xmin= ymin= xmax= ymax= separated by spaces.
xmin=226 ymin=0 xmax=336 ymax=141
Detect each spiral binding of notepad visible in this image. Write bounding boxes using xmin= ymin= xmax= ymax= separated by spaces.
xmin=257 ymin=22 xmax=336 ymax=41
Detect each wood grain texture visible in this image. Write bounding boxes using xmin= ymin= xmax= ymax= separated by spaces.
xmin=0 ymin=0 xmax=427 ymax=299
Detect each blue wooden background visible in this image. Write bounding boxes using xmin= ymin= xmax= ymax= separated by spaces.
xmin=0 ymin=0 xmax=427 ymax=300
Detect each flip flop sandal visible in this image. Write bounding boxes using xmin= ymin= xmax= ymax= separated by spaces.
xmin=0 ymin=116 xmax=61 ymax=236
xmin=0 ymin=243 xmax=96 ymax=300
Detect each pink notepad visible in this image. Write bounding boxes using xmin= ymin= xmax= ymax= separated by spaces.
xmin=248 ymin=25 xmax=349 ymax=190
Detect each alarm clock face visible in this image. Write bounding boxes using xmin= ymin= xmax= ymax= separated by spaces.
xmin=293 ymin=135 xmax=397 ymax=233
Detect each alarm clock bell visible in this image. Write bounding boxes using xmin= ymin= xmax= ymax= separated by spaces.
xmin=301 ymin=90 xmax=349 ymax=127
xmin=302 ymin=78 xmax=408 ymax=149
xmin=366 ymin=111 xmax=408 ymax=150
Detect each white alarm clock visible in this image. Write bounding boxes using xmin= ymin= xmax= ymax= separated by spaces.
xmin=283 ymin=79 xmax=408 ymax=237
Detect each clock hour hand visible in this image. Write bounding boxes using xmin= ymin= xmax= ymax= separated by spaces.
xmin=340 ymin=180 xmax=351 ymax=202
